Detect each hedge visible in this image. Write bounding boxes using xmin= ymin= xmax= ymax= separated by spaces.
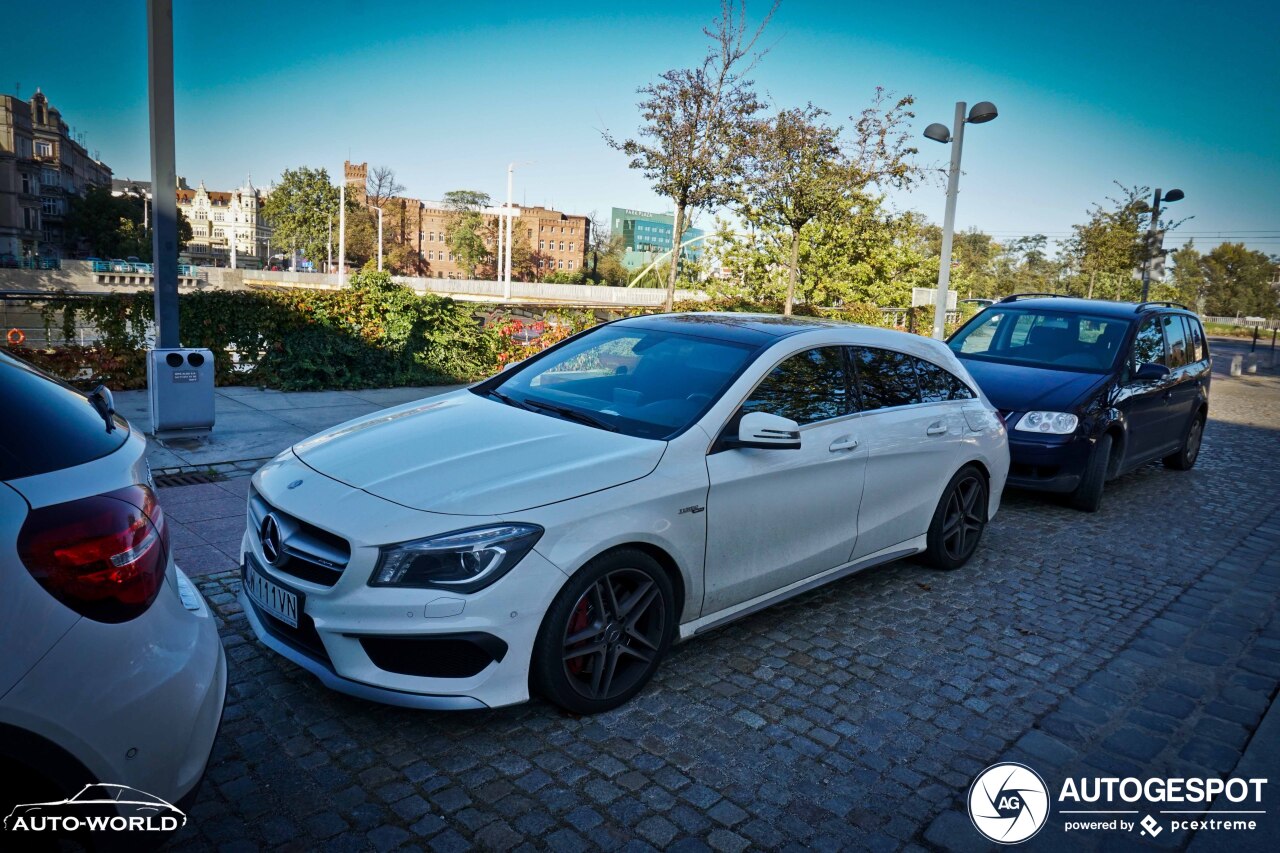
xmin=11 ymin=270 xmax=502 ymax=391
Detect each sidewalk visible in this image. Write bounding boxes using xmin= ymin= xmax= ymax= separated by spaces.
xmin=116 ymin=383 xmax=465 ymax=472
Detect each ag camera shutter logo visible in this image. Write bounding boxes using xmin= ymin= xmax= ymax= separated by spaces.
xmin=968 ymin=762 xmax=1050 ymax=844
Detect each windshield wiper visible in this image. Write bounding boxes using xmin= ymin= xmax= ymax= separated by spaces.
xmin=522 ymin=398 xmax=618 ymax=432
xmin=486 ymin=388 xmax=534 ymax=411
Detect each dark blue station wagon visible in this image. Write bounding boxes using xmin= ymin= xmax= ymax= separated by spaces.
xmin=947 ymin=295 xmax=1210 ymax=512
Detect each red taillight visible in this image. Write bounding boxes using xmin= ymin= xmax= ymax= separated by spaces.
xmin=17 ymin=485 xmax=169 ymax=623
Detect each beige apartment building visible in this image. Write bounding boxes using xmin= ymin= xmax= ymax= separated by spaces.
xmin=344 ymin=160 xmax=588 ymax=279
xmin=177 ymin=177 xmax=271 ymax=268
xmin=0 ymin=88 xmax=112 ymax=261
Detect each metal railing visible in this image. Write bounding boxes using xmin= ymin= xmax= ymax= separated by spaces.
xmin=89 ymin=260 xmax=200 ymax=277
xmin=1202 ymin=315 xmax=1279 ymax=330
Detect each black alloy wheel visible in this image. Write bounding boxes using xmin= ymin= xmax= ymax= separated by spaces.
xmin=532 ymin=550 xmax=674 ymax=714
xmin=924 ymin=466 xmax=988 ymax=570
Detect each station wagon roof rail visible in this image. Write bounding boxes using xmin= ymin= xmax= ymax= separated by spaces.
xmin=996 ymin=293 xmax=1074 ymax=303
xmin=1134 ymin=301 xmax=1191 ymax=313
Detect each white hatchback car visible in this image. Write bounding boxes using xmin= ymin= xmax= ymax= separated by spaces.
xmin=0 ymin=353 xmax=226 ymax=822
xmin=240 ymin=314 xmax=1008 ymax=714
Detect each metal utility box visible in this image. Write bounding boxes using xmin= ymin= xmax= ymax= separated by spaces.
xmin=147 ymin=348 xmax=216 ymax=435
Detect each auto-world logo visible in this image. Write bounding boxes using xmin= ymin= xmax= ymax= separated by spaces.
xmin=3 ymin=784 xmax=185 ymax=835
xmin=968 ymin=762 xmax=1051 ymax=844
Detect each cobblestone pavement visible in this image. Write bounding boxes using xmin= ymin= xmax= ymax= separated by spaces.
xmin=166 ymin=367 xmax=1280 ymax=852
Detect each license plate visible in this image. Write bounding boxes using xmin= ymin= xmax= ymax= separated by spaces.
xmin=244 ymin=561 xmax=299 ymax=628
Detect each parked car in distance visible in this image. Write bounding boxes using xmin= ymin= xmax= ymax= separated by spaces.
xmin=948 ymin=295 xmax=1210 ymax=511
xmin=0 ymin=352 xmax=226 ymax=832
xmin=240 ymin=313 xmax=1009 ymax=714
xmin=960 ymin=298 xmax=995 ymax=309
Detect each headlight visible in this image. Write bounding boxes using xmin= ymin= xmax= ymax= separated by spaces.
xmin=1015 ymin=411 xmax=1079 ymax=435
xmin=371 ymin=524 xmax=543 ymax=592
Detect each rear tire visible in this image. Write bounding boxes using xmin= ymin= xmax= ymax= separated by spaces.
xmin=1163 ymin=412 xmax=1205 ymax=470
xmin=531 ymin=549 xmax=675 ymax=715
xmin=1069 ymin=433 xmax=1112 ymax=513
xmin=923 ymin=466 xmax=988 ymax=570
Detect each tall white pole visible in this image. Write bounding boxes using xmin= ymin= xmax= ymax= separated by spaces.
xmin=377 ymin=206 xmax=383 ymax=272
xmin=496 ymin=201 xmax=506 ymax=285
xmin=338 ymin=180 xmax=346 ymax=286
xmin=230 ymin=229 xmax=237 ymax=269
xmin=932 ymin=101 xmax=967 ymax=341
xmin=327 ymin=217 xmax=332 ymax=273
xmin=503 ymin=163 xmax=514 ymax=300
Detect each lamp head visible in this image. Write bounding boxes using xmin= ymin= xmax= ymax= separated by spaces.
xmin=1162 ymin=188 xmax=1185 ymax=203
xmin=967 ymin=101 xmax=998 ymax=124
xmin=923 ymin=123 xmax=951 ymax=144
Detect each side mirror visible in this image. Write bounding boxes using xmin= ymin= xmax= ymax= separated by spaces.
xmin=1133 ymin=363 xmax=1170 ymax=383
xmin=728 ymin=411 xmax=801 ymax=450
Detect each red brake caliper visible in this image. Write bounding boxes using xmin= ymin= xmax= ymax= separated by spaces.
xmin=566 ymin=595 xmax=591 ymax=674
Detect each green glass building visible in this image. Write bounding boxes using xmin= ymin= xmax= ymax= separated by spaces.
xmin=610 ymin=207 xmax=704 ymax=272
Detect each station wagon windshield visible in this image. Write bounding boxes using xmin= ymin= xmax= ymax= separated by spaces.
xmin=949 ymin=309 xmax=1129 ymax=374
xmin=484 ymin=326 xmax=757 ymax=440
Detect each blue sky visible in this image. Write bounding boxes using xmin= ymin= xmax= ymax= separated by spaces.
xmin=7 ymin=0 xmax=1278 ymax=254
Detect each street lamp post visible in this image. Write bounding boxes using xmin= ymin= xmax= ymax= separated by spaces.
xmin=1139 ymin=187 xmax=1184 ymax=301
xmin=503 ymin=163 xmax=514 ymax=300
xmin=923 ymin=100 xmax=999 ymax=340
xmin=338 ymin=180 xmax=346 ymax=286
xmin=376 ymin=206 xmax=383 ymax=272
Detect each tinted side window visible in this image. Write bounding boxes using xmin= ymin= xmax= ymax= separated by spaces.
xmin=852 ymin=347 xmax=921 ymax=410
xmin=742 ymin=347 xmax=850 ymax=425
xmin=1187 ymin=316 xmax=1206 ymax=362
xmin=1163 ymin=314 xmax=1189 ymax=369
xmin=0 ymin=357 xmax=128 ymax=480
xmin=916 ymin=358 xmax=974 ymax=402
xmin=1131 ymin=318 xmax=1166 ymax=370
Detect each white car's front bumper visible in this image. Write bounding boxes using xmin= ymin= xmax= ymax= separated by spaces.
xmin=239 ymin=530 xmax=570 ymax=710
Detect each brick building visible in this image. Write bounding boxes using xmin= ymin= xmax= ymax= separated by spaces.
xmin=0 ymin=88 xmax=112 ymax=262
xmin=344 ymin=160 xmax=588 ymax=280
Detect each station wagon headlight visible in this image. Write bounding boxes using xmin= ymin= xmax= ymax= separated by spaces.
xmin=1015 ymin=411 xmax=1079 ymax=435
xmin=371 ymin=524 xmax=543 ymax=592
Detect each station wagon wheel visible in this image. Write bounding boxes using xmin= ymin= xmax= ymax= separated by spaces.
xmin=532 ymin=550 xmax=675 ymax=714
xmin=1163 ymin=411 xmax=1205 ymax=471
xmin=924 ymin=466 xmax=988 ymax=570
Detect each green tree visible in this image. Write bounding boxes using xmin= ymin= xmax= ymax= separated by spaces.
xmin=740 ymin=92 xmax=919 ymax=314
xmin=261 ymin=167 xmax=340 ymax=269
xmin=605 ymin=0 xmax=776 ymax=311
xmin=65 ymin=185 xmax=192 ymax=260
xmin=443 ymin=190 xmax=492 ymax=279
xmin=1198 ymin=243 xmax=1277 ymax=316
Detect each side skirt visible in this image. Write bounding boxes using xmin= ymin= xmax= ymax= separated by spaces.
xmin=678 ymin=537 xmax=926 ymax=641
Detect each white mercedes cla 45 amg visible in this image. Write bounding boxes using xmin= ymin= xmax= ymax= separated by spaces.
xmin=240 ymin=313 xmax=1008 ymax=714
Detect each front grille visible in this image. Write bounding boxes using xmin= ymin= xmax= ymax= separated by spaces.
xmin=357 ymin=634 xmax=508 ymax=679
xmin=249 ymin=488 xmax=350 ymax=587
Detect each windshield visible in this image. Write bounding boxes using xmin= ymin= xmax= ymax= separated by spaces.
xmin=484 ymin=325 xmax=758 ymax=439
xmin=949 ymin=308 xmax=1130 ymax=374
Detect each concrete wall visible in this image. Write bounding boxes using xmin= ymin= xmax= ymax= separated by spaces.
xmin=1 ymin=262 xmax=702 ymax=307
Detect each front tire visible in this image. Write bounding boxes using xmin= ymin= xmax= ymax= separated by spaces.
xmin=1163 ymin=411 xmax=1205 ymax=470
xmin=1069 ymin=432 xmax=1112 ymax=513
xmin=531 ymin=549 xmax=675 ymax=715
xmin=924 ymin=466 xmax=988 ymax=570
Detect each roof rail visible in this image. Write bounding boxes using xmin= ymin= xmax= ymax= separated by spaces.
xmin=1134 ymin=301 xmax=1191 ymax=313
xmin=996 ymin=293 xmax=1072 ymax=303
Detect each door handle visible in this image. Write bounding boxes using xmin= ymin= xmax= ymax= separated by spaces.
xmin=926 ymin=422 xmax=948 ymax=436
xmin=829 ymin=436 xmax=859 ymax=452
